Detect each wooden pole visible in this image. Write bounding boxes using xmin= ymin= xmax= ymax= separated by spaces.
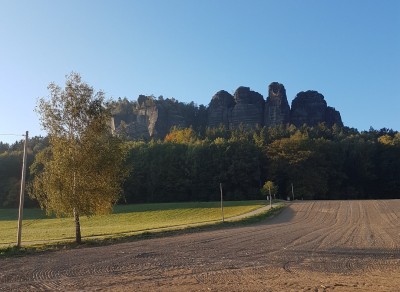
xmin=220 ymin=183 xmax=224 ymax=222
xmin=291 ymin=183 xmax=294 ymax=201
xmin=17 ymin=131 xmax=28 ymax=247
xmin=268 ymin=185 xmax=272 ymax=208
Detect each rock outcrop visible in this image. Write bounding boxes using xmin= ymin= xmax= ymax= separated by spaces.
xmin=113 ymin=82 xmax=344 ymax=140
xmin=264 ymin=82 xmax=290 ymax=127
xmin=113 ymin=95 xmax=188 ymax=139
xmin=208 ymin=90 xmax=234 ymax=128
xmin=325 ymin=106 xmax=343 ymax=127
xmin=230 ymin=87 xmax=264 ymax=129
xmin=154 ymin=100 xmax=187 ymax=137
xmin=290 ymin=91 xmax=343 ymax=127
xmin=122 ymin=95 xmax=162 ymax=139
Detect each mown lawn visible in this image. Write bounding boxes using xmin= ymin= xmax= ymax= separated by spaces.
xmin=0 ymin=201 xmax=267 ymax=246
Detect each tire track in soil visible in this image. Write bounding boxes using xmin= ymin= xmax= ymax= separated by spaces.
xmin=1 ymin=200 xmax=400 ymax=291
xmin=275 ymin=201 xmax=357 ymax=274
xmin=284 ymin=201 xmax=400 ymax=276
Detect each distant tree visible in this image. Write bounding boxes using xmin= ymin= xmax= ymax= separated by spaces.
xmin=0 ymin=142 xmax=9 ymax=153
xmin=378 ymin=134 xmax=394 ymax=145
xmin=0 ymin=137 xmax=46 ymax=208
xmin=0 ymin=152 xmax=21 ymax=207
xmin=165 ymin=127 xmax=198 ymax=144
xmin=261 ymin=181 xmax=278 ymax=199
xmin=394 ymin=133 xmax=400 ymax=146
xmin=29 ymin=72 xmax=129 ymax=243
xmin=266 ymin=131 xmax=330 ymax=199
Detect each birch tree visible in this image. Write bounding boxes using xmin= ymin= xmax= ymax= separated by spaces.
xmin=29 ymin=72 xmax=128 ymax=243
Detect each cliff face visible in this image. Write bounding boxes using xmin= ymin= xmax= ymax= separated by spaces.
xmin=231 ymin=87 xmax=264 ymax=129
xmin=264 ymin=82 xmax=290 ymax=127
xmin=207 ymin=84 xmax=342 ymax=131
xmin=113 ymin=82 xmax=343 ymax=139
xmin=290 ymin=91 xmax=343 ymax=127
xmin=155 ymin=101 xmax=187 ymax=137
xmin=208 ymin=90 xmax=234 ymax=128
xmin=119 ymin=95 xmax=158 ymax=140
xmin=207 ymin=87 xmax=265 ymax=130
xmin=325 ymin=106 xmax=343 ymax=127
xmin=112 ymin=95 xmax=189 ymax=139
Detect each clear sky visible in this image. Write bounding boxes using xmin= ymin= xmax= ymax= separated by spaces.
xmin=1 ymin=0 xmax=399 ymax=144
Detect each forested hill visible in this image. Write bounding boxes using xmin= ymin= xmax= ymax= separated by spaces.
xmin=111 ymin=82 xmax=343 ymax=140
xmin=1 ymin=125 xmax=399 ymax=208
xmin=0 ymin=82 xmax=398 ymax=207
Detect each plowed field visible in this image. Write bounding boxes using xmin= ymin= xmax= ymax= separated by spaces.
xmin=1 ymin=200 xmax=399 ymax=291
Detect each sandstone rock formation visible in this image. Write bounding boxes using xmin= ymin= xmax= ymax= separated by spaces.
xmin=290 ymin=91 xmax=343 ymax=127
xmin=113 ymin=95 xmax=188 ymax=139
xmin=264 ymin=82 xmax=290 ymax=127
xmin=113 ymin=82 xmax=344 ymax=140
xmin=118 ymin=95 xmax=159 ymax=139
xmin=230 ymin=87 xmax=264 ymax=129
xmin=154 ymin=99 xmax=187 ymax=137
xmin=325 ymin=106 xmax=343 ymax=127
xmin=207 ymin=90 xmax=234 ymax=128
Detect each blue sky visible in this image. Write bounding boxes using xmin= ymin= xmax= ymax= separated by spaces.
xmin=1 ymin=0 xmax=399 ymax=144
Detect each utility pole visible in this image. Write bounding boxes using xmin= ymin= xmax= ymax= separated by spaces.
xmin=220 ymin=183 xmax=224 ymax=222
xmin=291 ymin=183 xmax=294 ymax=201
xmin=268 ymin=185 xmax=272 ymax=208
xmin=17 ymin=131 xmax=28 ymax=247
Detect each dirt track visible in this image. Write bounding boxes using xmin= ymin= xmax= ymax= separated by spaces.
xmin=1 ymin=200 xmax=399 ymax=291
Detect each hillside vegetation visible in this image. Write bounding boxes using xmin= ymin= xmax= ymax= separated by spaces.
xmin=1 ymin=124 xmax=399 ymax=208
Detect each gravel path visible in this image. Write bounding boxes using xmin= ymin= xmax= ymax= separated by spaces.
xmin=225 ymin=202 xmax=276 ymax=221
xmin=1 ymin=200 xmax=399 ymax=291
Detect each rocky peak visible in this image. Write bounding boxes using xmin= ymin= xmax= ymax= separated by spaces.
xmin=209 ymin=90 xmax=235 ymax=108
xmin=325 ymin=106 xmax=344 ymax=127
xmin=292 ymin=90 xmax=326 ymax=105
xmin=231 ymin=87 xmax=264 ymax=129
xmin=113 ymin=81 xmax=344 ymax=140
xmin=290 ymin=90 xmax=333 ymax=127
xmin=264 ymin=82 xmax=290 ymax=126
xmin=268 ymin=82 xmax=286 ymax=100
xmin=233 ymin=86 xmax=264 ymax=105
xmin=208 ymin=90 xmax=234 ymax=128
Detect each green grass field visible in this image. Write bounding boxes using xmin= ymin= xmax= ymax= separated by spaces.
xmin=0 ymin=201 xmax=267 ymax=246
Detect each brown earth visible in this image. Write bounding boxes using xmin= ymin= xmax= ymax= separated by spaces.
xmin=1 ymin=200 xmax=399 ymax=291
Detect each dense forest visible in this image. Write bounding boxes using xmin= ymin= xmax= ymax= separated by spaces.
xmin=0 ymin=136 xmax=49 ymax=208
xmin=1 ymin=124 xmax=399 ymax=208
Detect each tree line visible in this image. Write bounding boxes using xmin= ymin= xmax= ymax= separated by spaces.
xmin=2 ymin=123 xmax=399 ymax=208
xmin=122 ymin=125 xmax=400 ymax=203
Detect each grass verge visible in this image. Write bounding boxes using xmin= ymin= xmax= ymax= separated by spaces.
xmin=1 ymin=201 xmax=266 ymax=245
xmin=0 ymin=202 xmax=285 ymax=258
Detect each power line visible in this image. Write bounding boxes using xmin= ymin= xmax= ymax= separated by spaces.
xmin=0 ymin=133 xmax=25 ymax=136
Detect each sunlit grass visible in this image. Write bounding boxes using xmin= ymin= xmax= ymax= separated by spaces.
xmin=0 ymin=201 xmax=267 ymax=246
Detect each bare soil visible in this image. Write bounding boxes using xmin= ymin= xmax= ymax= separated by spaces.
xmin=1 ymin=200 xmax=399 ymax=291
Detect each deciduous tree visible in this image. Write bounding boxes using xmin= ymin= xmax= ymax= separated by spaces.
xmin=29 ymin=72 xmax=128 ymax=243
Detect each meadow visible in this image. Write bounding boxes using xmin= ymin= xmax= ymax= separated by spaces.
xmin=0 ymin=200 xmax=266 ymax=246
